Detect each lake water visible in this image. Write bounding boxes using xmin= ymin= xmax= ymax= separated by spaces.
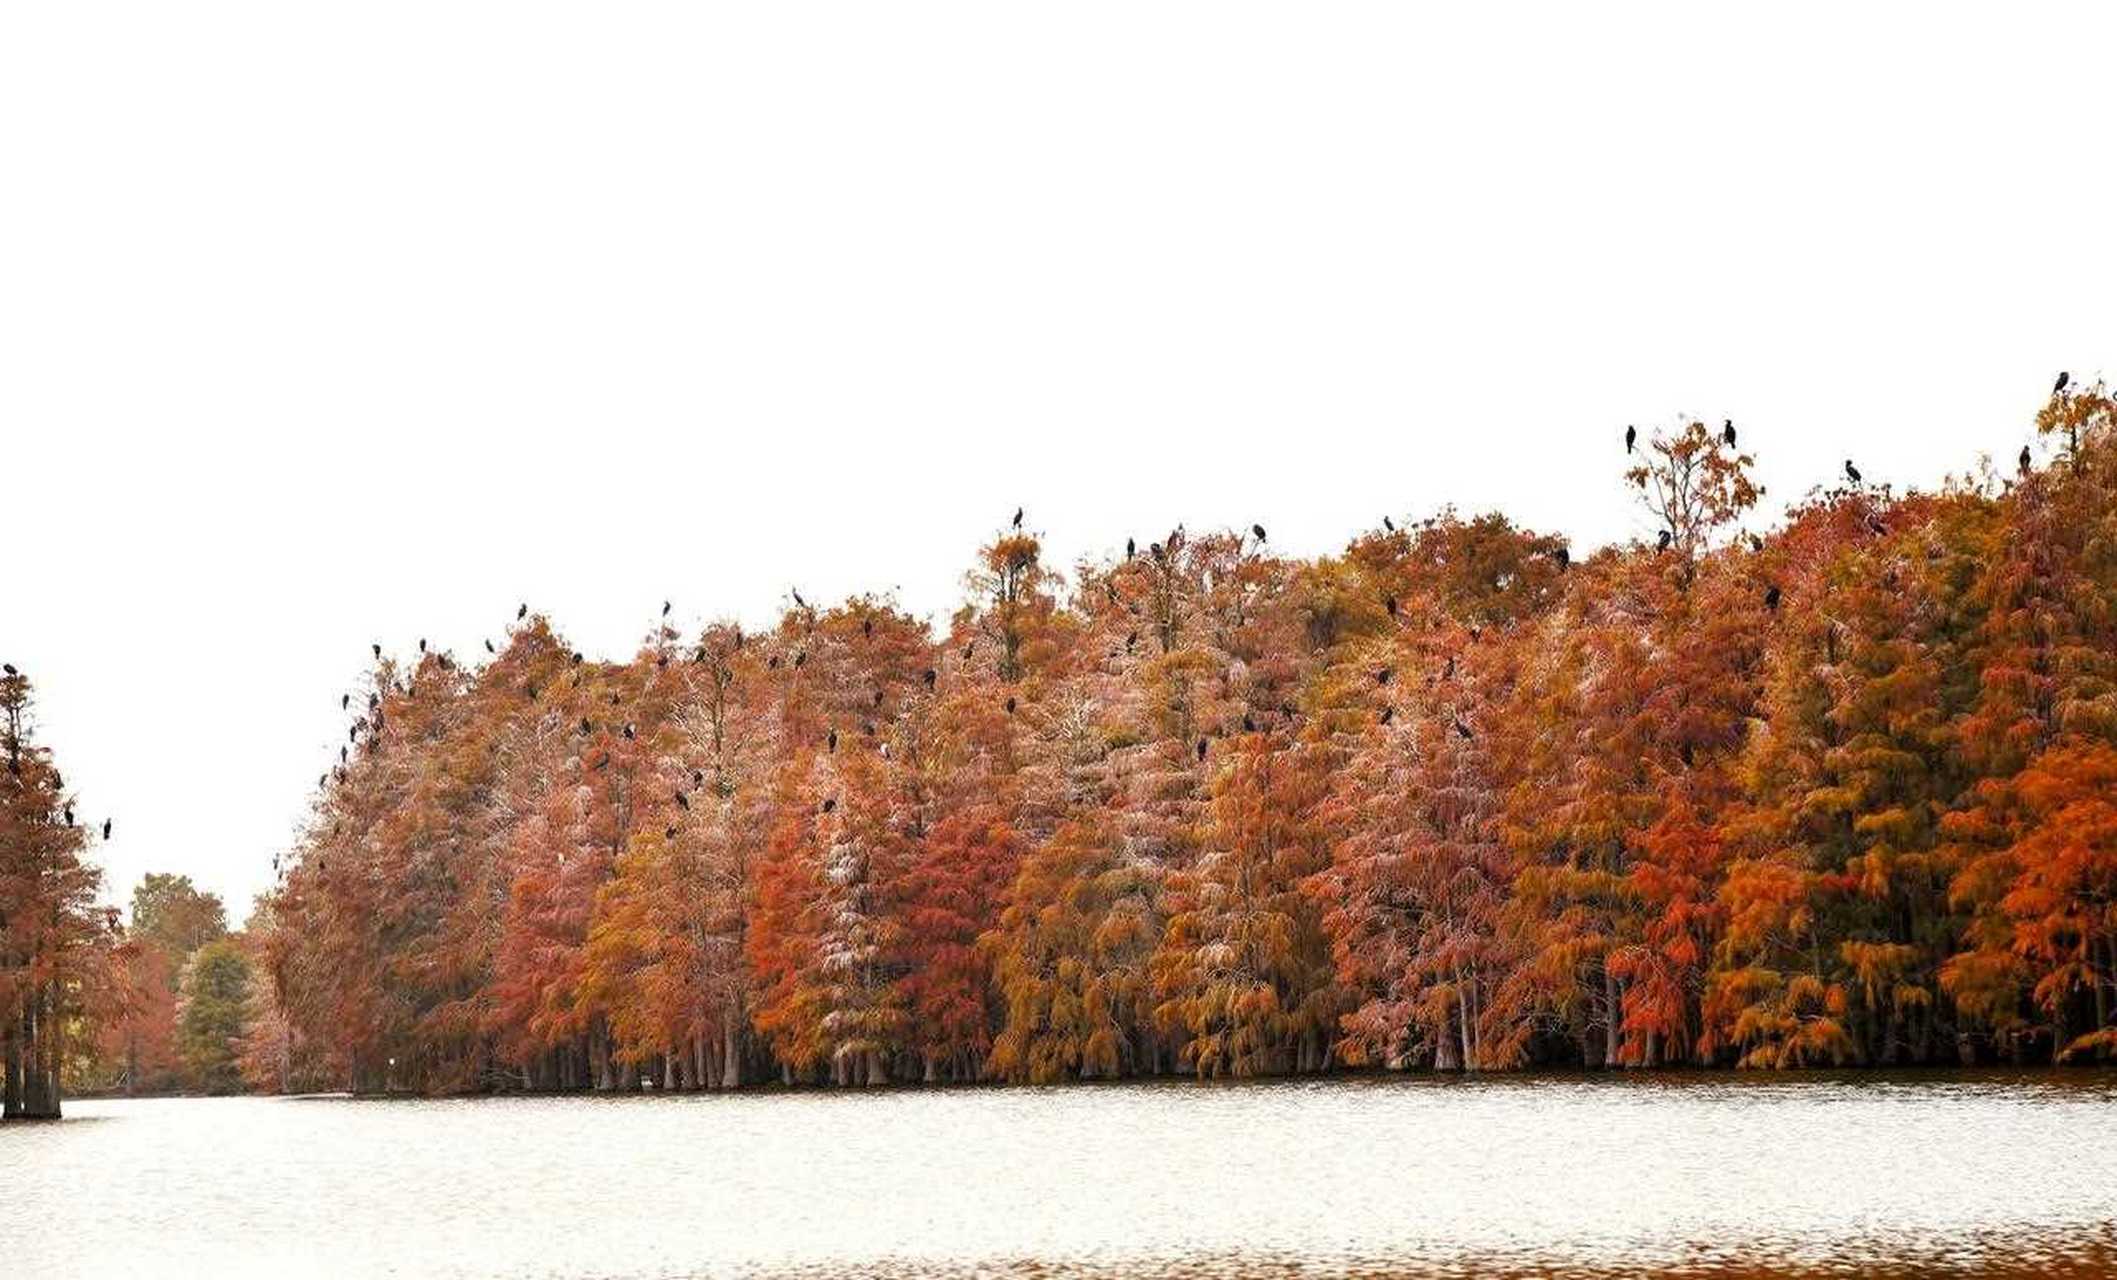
xmin=6 ymin=1072 xmax=2116 ymax=1278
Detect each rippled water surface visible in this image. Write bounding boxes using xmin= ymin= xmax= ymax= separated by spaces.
xmin=7 ymin=1072 xmax=2117 ymax=1278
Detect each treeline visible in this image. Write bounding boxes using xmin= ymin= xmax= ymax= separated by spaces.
xmin=251 ymin=388 xmax=2117 ymax=1094
xmin=1 ymin=669 xmax=122 ymax=1118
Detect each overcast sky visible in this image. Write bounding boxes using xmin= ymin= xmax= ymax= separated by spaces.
xmin=4 ymin=4 xmax=2113 ymax=920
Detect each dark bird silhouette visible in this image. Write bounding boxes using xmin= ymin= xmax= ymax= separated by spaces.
xmin=964 ymin=642 xmax=975 ymax=659
xmin=1243 ymin=714 xmax=1256 ymax=733
xmin=622 ymin=722 xmax=635 ymax=739
xmin=873 ymin=689 xmax=884 ymax=707
xmin=64 ymin=805 xmax=74 ymax=826
xmin=1723 ymin=419 xmax=1737 ymax=448
xmin=794 ymin=651 xmax=806 ymax=668
xmin=1012 ymin=506 xmax=1024 ymax=529
xmin=1657 ymin=529 xmax=1673 ymax=551
xmin=2020 ymin=445 xmax=2033 ymax=475
xmin=1845 ymin=459 xmax=1862 ymax=485
xmin=662 ymin=600 xmax=672 ymax=617
xmin=863 ymin=618 xmax=873 ymax=638
xmin=1749 ymin=534 xmax=1765 ymax=553
xmin=1453 ymin=718 xmax=1473 ymax=741
xmin=665 ymin=826 xmax=677 ymax=840
xmin=1376 ymin=667 xmax=1392 ymax=685
xmin=1252 ymin=523 xmax=1267 ymax=543
xmin=485 ymin=639 xmax=495 ymax=654
xmin=1379 ymin=706 xmax=1394 ymax=725
xmin=822 ymin=798 xmax=836 ymax=814
xmin=340 ymin=746 xmax=348 ymax=763
xmin=580 ymin=718 xmax=592 ymax=735
xmin=517 ymin=603 xmax=528 ymax=620
xmin=372 ymin=644 xmax=382 ymax=660
xmin=1386 ymin=596 xmax=1399 ymax=618
xmin=768 ymin=656 xmax=781 ymax=670
xmin=1383 ymin=516 xmax=1395 ymax=533
xmin=675 ymin=791 xmax=690 ymax=811
xmin=2055 ymin=371 xmax=2070 ymax=395
xmin=1554 ymin=546 xmax=1570 ymax=570
xmin=341 ymin=694 xmax=350 ymax=710
xmin=657 ymin=654 xmax=669 ymax=669
xmin=923 ymin=668 xmax=937 ymax=688
xmin=1765 ymin=584 xmax=1782 ymax=612
xmin=0 ymin=662 xmax=14 ymax=677
xmin=792 ymin=589 xmax=806 ymax=609
xmin=828 ymin=730 xmax=837 ymax=753
xmin=1625 ymin=425 xmax=1637 ymax=454
xmin=1126 ymin=537 xmax=1136 ymax=559
xmin=1125 ymin=631 xmax=1138 ymax=652
xmin=419 ymin=638 xmax=427 ymax=653
xmin=693 ymin=769 xmax=704 ymax=786
xmin=572 ymin=651 xmax=584 ymax=665
xmin=1005 ymin=697 xmax=1017 ymax=715
xmin=1196 ymin=737 xmax=1208 ymax=762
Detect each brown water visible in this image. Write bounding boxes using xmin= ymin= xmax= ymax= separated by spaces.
xmin=6 ymin=1072 xmax=2116 ymax=1278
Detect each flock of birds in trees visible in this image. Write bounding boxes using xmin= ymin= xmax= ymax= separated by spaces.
xmin=1 ymin=662 xmax=113 ymax=840
xmin=299 ymin=372 xmax=2077 ymax=846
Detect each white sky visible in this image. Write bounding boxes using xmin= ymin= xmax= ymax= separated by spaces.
xmin=4 ymin=4 xmax=2113 ymax=920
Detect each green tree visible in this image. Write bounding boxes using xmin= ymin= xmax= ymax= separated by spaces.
xmin=178 ymin=938 xmax=252 ymax=1093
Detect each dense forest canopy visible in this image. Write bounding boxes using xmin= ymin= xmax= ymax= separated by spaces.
xmin=15 ymin=384 xmax=2117 ymax=1108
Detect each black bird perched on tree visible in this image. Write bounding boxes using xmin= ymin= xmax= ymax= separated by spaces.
xmin=1554 ymin=546 xmax=1570 ymax=570
xmin=792 ymin=589 xmax=806 ymax=609
xmin=963 ymin=642 xmax=975 ymax=659
xmin=579 ymin=718 xmax=592 ymax=735
xmin=103 ymin=819 xmax=112 ymax=840
xmin=623 ymin=723 xmax=636 ymax=740
xmin=340 ymin=746 xmax=347 ymax=763
xmin=1126 ymin=537 xmax=1136 ymax=559
xmin=768 ymin=656 xmax=780 ymax=670
xmin=828 ymin=729 xmax=837 ymax=753
xmin=863 ymin=617 xmax=873 ymax=639
xmin=1657 ymin=529 xmax=1673 ymax=551
xmin=1383 ymin=516 xmax=1395 ymax=533
xmin=1723 ymin=419 xmax=1737 ymax=448
xmin=822 ymin=798 xmax=836 ymax=814
xmin=1125 ymin=631 xmax=1138 ymax=653
xmin=518 ymin=603 xmax=528 ymax=620
xmin=1196 ymin=737 xmax=1208 ymax=762
xmin=2020 ymin=445 xmax=2033 ymax=475
xmin=1005 ymin=696 xmax=1017 ymax=715
xmin=872 ymin=689 xmax=884 ymax=707
xmin=1386 ymin=596 xmax=1399 ymax=618
xmin=794 ymin=651 xmax=806 ymax=668
xmin=923 ymin=668 xmax=937 ymax=688
xmin=2055 ymin=371 xmax=2070 ymax=395
xmin=485 ymin=639 xmax=495 ymax=654
xmin=64 ymin=805 xmax=74 ymax=826
xmin=1252 ymin=523 xmax=1267 ymax=543
xmin=1379 ymin=706 xmax=1394 ymax=725
xmin=1749 ymin=534 xmax=1765 ymax=553
xmin=665 ymin=826 xmax=677 ymax=840
xmin=1845 ymin=459 xmax=1862 ymax=485
xmin=692 ymin=769 xmax=705 ymax=787
xmin=372 ymin=644 xmax=382 ymax=660
xmin=1376 ymin=667 xmax=1392 ymax=685
xmin=1453 ymin=717 xmax=1473 ymax=740
xmin=662 ymin=600 xmax=672 ymax=617
xmin=341 ymin=694 xmax=350 ymax=710
xmin=1765 ymin=584 xmax=1782 ymax=612
xmin=1625 ymin=425 xmax=1637 ymax=454
xmin=675 ymin=791 xmax=690 ymax=811
xmin=1243 ymin=713 xmax=1256 ymax=733
xmin=1012 ymin=507 xmax=1024 ymax=529
xmin=419 ymin=638 xmax=427 ymax=653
